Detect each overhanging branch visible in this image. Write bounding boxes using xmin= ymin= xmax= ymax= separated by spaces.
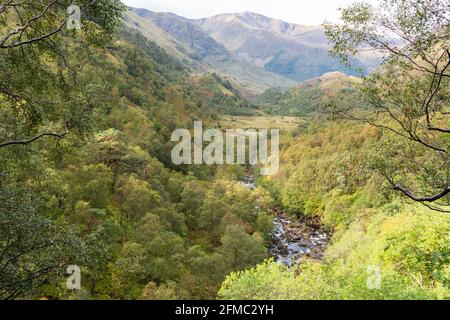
xmin=0 ymin=131 xmax=68 ymax=148
xmin=393 ymin=184 xmax=450 ymax=202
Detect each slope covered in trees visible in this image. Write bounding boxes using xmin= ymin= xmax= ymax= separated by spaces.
xmin=253 ymin=72 xmax=361 ymax=116
xmin=0 ymin=2 xmax=270 ymax=300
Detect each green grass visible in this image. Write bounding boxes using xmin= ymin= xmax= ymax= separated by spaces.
xmin=220 ymin=115 xmax=305 ymax=130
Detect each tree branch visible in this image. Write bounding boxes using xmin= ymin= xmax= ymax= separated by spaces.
xmin=0 ymin=0 xmax=98 ymax=49
xmin=423 ymin=50 xmax=450 ymax=133
xmin=393 ymin=184 xmax=450 ymax=202
xmin=0 ymin=131 xmax=68 ymax=148
xmin=0 ymin=0 xmax=59 ymax=48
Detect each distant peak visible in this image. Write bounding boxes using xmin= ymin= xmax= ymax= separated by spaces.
xmin=196 ymin=11 xmax=317 ymax=33
xmin=130 ymin=7 xmax=186 ymax=20
xmin=210 ymin=12 xmax=262 ymax=17
xmin=297 ymin=72 xmax=361 ymax=89
xmin=208 ymin=11 xmax=284 ymax=23
xmin=231 ymin=12 xmax=267 ymax=18
xmin=320 ymin=71 xmax=348 ymax=79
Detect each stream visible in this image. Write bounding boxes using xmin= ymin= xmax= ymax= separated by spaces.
xmin=269 ymin=212 xmax=329 ymax=265
xmin=241 ymin=170 xmax=329 ymax=266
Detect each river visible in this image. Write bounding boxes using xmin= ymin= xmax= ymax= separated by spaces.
xmin=269 ymin=211 xmax=329 ymax=265
xmin=241 ymin=170 xmax=329 ymax=266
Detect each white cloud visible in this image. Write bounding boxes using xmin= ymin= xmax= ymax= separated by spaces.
xmin=122 ymin=0 xmax=377 ymax=25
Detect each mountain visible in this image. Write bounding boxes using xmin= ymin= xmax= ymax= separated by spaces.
xmin=128 ymin=8 xmax=231 ymax=63
xmin=193 ymin=12 xmax=378 ymax=81
xmin=124 ymin=8 xmax=379 ymax=95
xmin=124 ymin=8 xmax=296 ymax=96
xmin=122 ymin=9 xmax=207 ymax=72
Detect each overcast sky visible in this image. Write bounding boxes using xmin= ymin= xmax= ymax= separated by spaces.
xmin=122 ymin=0 xmax=376 ymax=25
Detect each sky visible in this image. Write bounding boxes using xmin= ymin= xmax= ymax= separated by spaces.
xmin=122 ymin=0 xmax=375 ymax=25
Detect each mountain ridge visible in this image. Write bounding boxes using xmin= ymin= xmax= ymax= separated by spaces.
xmin=194 ymin=12 xmax=321 ymax=38
xmin=125 ymin=7 xmax=297 ymax=97
xmin=124 ymin=7 xmax=379 ymax=94
xmin=192 ymin=12 xmax=370 ymax=81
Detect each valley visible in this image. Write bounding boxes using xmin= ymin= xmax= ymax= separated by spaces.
xmin=0 ymin=0 xmax=448 ymax=302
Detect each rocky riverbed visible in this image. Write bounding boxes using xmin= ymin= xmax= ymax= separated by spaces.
xmin=269 ymin=211 xmax=329 ymax=266
xmin=240 ymin=169 xmax=329 ymax=266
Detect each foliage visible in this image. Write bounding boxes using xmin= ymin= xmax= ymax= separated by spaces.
xmin=0 ymin=12 xmax=269 ymax=299
xmin=220 ymin=114 xmax=449 ymax=300
xmin=220 ymin=207 xmax=449 ymax=300
xmin=254 ymin=73 xmax=361 ymax=116
xmin=324 ymin=0 xmax=450 ymax=207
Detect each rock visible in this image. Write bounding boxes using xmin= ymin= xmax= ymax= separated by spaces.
xmin=298 ymin=239 xmax=309 ymax=247
xmin=271 ymin=237 xmax=289 ymax=256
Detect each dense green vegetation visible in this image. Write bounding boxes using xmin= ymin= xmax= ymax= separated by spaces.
xmin=219 ymin=0 xmax=450 ymax=300
xmin=0 ymin=0 xmax=448 ymax=301
xmin=253 ymin=72 xmax=360 ymax=116
xmin=188 ymin=73 xmax=255 ymax=117
xmin=0 ymin=2 xmax=269 ymax=300
xmin=220 ymin=121 xmax=449 ymax=299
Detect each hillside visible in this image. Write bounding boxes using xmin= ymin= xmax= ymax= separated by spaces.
xmin=193 ymin=12 xmax=378 ymax=81
xmin=122 ymin=9 xmax=208 ymax=72
xmin=124 ymin=8 xmax=296 ymax=96
xmin=1 ymin=0 xmax=448 ymax=303
xmin=123 ymin=8 xmax=381 ymax=94
xmin=254 ymin=72 xmax=361 ymax=116
xmin=219 ymin=119 xmax=450 ymax=300
xmin=0 ymin=12 xmax=272 ymax=299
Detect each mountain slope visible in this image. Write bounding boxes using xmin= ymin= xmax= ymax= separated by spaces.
xmin=193 ymin=12 xmax=377 ymax=81
xmin=129 ymin=8 xmax=232 ymax=63
xmin=125 ymin=8 xmax=296 ymax=96
xmin=254 ymin=72 xmax=361 ymax=116
xmin=123 ymin=10 xmax=207 ymax=72
xmin=1 ymin=10 xmax=277 ymax=297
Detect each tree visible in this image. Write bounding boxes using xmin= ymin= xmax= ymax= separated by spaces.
xmin=220 ymin=225 xmax=267 ymax=271
xmin=150 ymin=206 xmax=187 ymax=236
xmin=0 ymin=0 xmax=124 ymax=148
xmin=324 ymin=0 xmax=449 ymax=210
xmin=143 ymin=232 xmax=186 ymax=282
xmin=184 ymin=245 xmax=227 ymax=299
xmin=90 ymin=129 xmax=128 ymax=179
xmin=116 ymin=175 xmax=162 ymax=223
xmin=178 ymin=180 xmax=206 ymax=230
xmin=111 ymin=242 xmax=147 ymax=299
xmin=140 ymin=281 xmax=189 ymax=300
xmin=0 ymin=188 xmax=86 ymax=300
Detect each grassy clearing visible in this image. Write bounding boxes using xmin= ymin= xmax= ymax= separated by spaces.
xmin=219 ymin=115 xmax=304 ymax=130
